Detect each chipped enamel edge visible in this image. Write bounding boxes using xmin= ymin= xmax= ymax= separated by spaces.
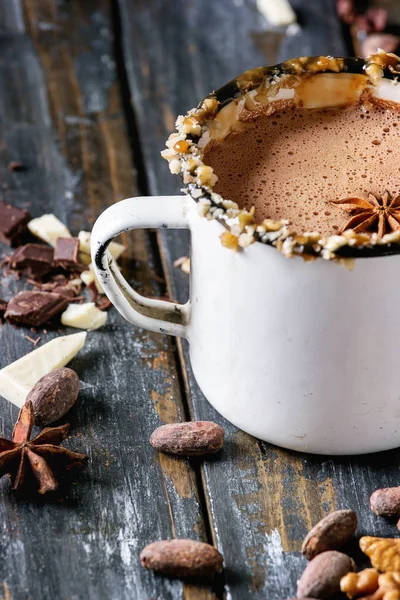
xmin=161 ymin=51 xmax=400 ymax=260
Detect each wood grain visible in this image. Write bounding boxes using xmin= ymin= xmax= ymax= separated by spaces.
xmin=117 ymin=0 xmax=400 ymax=598
xmin=0 ymin=1 xmax=213 ymax=599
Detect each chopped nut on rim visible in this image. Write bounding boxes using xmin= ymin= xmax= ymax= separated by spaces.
xmin=196 ymin=165 xmax=217 ymax=187
xmin=160 ymin=148 xmax=176 ymax=161
xmin=220 ymin=231 xmax=239 ymax=251
xmin=238 ymin=211 xmax=255 ymax=230
xmin=238 ymin=233 xmax=255 ymax=248
xmin=174 ymin=140 xmax=190 ymax=153
xmin=181 ymin=117 xmax=201 ymax=136
xmin=169 ymin=159 xmax=181 ymax=174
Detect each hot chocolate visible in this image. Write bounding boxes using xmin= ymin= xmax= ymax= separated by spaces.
xmin=203 ymin=99 xmax=400 ymax=236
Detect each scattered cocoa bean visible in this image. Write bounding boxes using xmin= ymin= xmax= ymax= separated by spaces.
xmin=150 ymin=421 xmax=224 ymax=456
xmin=301 ymin=509 xmax=357 ymax=560
xmin=26 ymin=367 xmax=79 ymax=426
xmin=140 ymin=539 xmax=223 ymax=578
xmin=297 ymin=551 xmax=355 ymax=599
xmin=370 ymin=487 xmax=400 ymax=517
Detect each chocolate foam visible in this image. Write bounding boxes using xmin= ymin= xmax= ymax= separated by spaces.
xmin=203 ymin=99 xmax=400 ymax=236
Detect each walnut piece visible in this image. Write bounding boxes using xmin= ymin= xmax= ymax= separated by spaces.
xmin=341 ymin=568 xmax=380 ymax=598
xmin=341 ymin=569 xmax=400 ymax=600
xmin=370 ymin=573 xmax=400 ymax=600
xmin=360 ymin=537 xmax=400 ymax=572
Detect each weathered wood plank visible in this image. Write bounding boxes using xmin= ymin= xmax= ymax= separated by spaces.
xmin=118 ymin=1 xmax=400 ymax=598
xmin=0 ymin=1 xmax=213 ymax=599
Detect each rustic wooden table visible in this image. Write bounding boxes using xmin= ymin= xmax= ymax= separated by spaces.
xmin=0 ymin=1 xmax=399 ymax=599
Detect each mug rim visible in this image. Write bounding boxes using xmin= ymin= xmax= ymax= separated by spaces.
xmin=162 ymin=52 xmax=400 ymax=261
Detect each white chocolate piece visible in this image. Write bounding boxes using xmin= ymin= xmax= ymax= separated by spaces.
xmin=80 ymin=264 xmax=104 ymax=294
xmin=256 ymin=0 xmax=297 ymax=26
xmin=28 ymin=214 xmax=72 ymax=247
xmin=0 ymin=332 xmax=87 ymax=407
xmin=78 ymin=252 xmax=92 ymax=266
xmin=78 ymin=230 xmax=125 ymax=261
xmin=61 ymin=303 xmax=107 ymax=330
xmin=173 ymin=256 xmax=191 ymax=274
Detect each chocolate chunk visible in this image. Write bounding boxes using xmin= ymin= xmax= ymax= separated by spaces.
xmin=5 ymin=291 xmax=69 ymax=327
xmin=95 ymin=295 xmax=111 ymax=311
xmin=9 ymin=244 xmax=54 ymax=280
xmin=29 ymin=278 xmax=81 ymax=298
xmin=8 ymin=161 xmax=26 ymax=172
xmin=54 ymin=237 xmax=79 ymax=266
xmin=47 ymin=286 xmax=77 ymax=299
xmin=0 ymin=299 xmax=7 ymax=321
xmin=0 ymin=201 xmax=31 ymax=246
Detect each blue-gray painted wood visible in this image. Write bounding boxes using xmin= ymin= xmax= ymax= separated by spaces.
xmin=0 ymin=2 xmax=211 ymax=599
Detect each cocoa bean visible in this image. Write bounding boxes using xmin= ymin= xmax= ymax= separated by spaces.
xmin=301 ymin=509 xmax=357 ymax=560
xmin=297 ymin=551 xmax=355 ymax=599
xmin=140 ymin=539 xmax=223 ymax=578
xmin=27 ymin=367 xmax=79 ymax=426
xmin=149 ymin=421 xmax=224 ymax=456
xmin=370 ymin=487 xmax=400 ymax=517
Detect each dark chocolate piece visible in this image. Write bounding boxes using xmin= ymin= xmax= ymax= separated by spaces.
xmin=45 ymin=286 xmax=76 ymax=299
xmin=86 ymin=281 xmax=111 ymax=310
xmin=96 ymin=295 xmax=111 ymax=311
xmin=54 ymin=237 xmax=79 ymax=266
xmin=28 ymin=277 xmax=81 ymax=297
xmin=0 ymin=201 xmax=31 ymax=246
xmin=0 ymin=299 xmax=7 ymax=321
xmin=9 ymin=244 xmax=54 ymax=280
xmin=5 ymin=291 xmax=68 ymax=327
xmin=8 ymin=161 xmax=26 ymax=172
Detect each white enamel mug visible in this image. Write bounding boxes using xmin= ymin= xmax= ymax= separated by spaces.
xmin=92 ymin=57 xmax=400 ymax=455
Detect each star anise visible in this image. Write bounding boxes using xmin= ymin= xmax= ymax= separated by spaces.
xmin=332 ymin=191 xmax=400 ymax=236
xmin=0 ymin=401 xmax=87 ymax=494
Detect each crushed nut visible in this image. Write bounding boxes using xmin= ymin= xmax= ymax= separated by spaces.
xmin=238 ymin=211 xmax=255 ymax=230
xmin=181 ymin=117 xmax=201 ymax=136
xmin=196 ymin=165 xmax=217 ymax=187
xmin=174 ymin=140 xmax=190 ymax=153
xmin=220 ymin=231 xmax=239 ymax=251
xmin=168 ymin=159 xmax=181 ymax=174
xmin=238 ymin=232 xmax=255 ymax=248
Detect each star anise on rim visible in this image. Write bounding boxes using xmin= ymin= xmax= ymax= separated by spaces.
xmin=332 ymin=190 xmax=400 ymax=237
xmin=0 ymin=401 xmax=87 ymax=494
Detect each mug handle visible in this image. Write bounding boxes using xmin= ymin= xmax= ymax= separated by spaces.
xmin=91 ymin=195 xmax=190 ymax=338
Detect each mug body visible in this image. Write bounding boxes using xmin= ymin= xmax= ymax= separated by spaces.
xmin=186 ymin=198 xmax=400 ymax=454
